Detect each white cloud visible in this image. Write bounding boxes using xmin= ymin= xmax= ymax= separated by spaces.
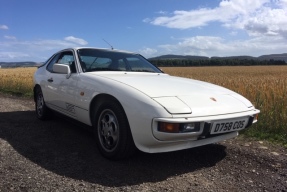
xmin=138 ymin=47 xmax=158 ymax=58
xmin=149 ymin=8 xmax=218 ymax=29
xmin=143 ymin=18 xmax=152 ymax=23
xmin=157 ymin=35 xmax=287 ymax=57
xmin=158 ymin=36 xmax=227 ymax=56
xmin=4 ymin=36 xmax=16 ymax=40
xmin=0 ymin=52 xmax=29 ymax=59
xmin=242 ymin=8 xmax=287 ymax=37
xmin=229 ymin=31 xmax=238 ymax=36
xmin=277 ymin=0 xmax=287 ymax=7
xmin=148 ymin=0 xmax=270 ymax=29
xmin=0 ymin=25 xmax=8 ymax=30
xmin=156 ymin=11 xmax=168 ymax=15
xmin=0 ymin=36 xmax=88 ymax=61
xmin=147 ymin=0 xmax=287 ymax=38
xmin=64 ymin=36 xmax=88 ymax=45
xmin=142 ymin=0 xmax=287 ymax=58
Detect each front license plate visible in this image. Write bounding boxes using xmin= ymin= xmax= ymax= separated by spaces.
xmin=210 ymin=117 xmax=249 ymax=134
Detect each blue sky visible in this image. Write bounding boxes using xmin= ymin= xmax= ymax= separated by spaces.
xmin=1 ymin=0 xmax=287 ymax=62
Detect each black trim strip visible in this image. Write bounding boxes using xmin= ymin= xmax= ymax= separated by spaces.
xmin=245 ymin=116 xmax=254 ymax=129
xmin=199 ymin=123 xmax=211 ymax=137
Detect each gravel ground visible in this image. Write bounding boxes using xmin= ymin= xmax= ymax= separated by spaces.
xmin=0 ymin=93 xmax=286 ymax=192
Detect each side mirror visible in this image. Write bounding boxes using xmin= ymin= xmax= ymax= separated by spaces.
xmin=53 ymin=64 xmax=71 ymax=78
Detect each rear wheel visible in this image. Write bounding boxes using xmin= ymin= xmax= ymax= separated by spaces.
xmin=35 ymin=87 xmax=52 ymax=120
xmin=94 ymin=99 xmax=136 ymax=160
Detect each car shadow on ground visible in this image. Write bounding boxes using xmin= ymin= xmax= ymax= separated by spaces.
xmin=0 ymin=110 xmax=227 ymax=187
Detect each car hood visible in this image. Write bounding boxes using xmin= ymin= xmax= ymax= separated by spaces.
xmin=94 ymin=72 xmax=253 ymax=115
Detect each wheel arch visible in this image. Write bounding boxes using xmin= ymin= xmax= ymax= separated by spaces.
xmin=89 ymin=94 xmax=128 ymax=126
xmin=33 ymin=84 xmax=41 ymax=102
xmin=90 ymin=93 xmax=137 ymax=159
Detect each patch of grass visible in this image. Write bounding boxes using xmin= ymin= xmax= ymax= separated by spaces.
xmin=0 ymin=88 xmax=33 ymax=98
xmin=242 ymin=126 xmax=287 ymax=148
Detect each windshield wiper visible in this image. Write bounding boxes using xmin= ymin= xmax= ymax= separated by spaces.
xmin=87 ymin=68 xmax=123 ymax=72
xmin=131 ymin=69 xmax=156 ymax=73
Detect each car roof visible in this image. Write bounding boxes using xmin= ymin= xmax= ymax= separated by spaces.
xmin=62 ymin=47 xmax=136 ymax=55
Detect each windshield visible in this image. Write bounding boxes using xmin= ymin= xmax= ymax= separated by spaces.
xmin=77 ymin=48 xmax=162 ymax=73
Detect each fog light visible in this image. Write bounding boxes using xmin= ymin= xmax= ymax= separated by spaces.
xmin=183 ymin=123 xmax=195 ymax=131
xmin=182 ymin=122 xmax=200 ymax=132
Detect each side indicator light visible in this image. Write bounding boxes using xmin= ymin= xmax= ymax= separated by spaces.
xmin=255 ymin=114 xmax=259 ymax=120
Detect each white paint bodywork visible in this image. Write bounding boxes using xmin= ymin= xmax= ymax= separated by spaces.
xmin=34 ymin=48 xmax=260 ymax=153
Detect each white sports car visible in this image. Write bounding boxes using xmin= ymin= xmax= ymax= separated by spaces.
xmin=33 ymin=47 xmax=260 ymax=160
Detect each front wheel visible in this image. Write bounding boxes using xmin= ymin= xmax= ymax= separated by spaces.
xmin=94 ymin=100 xmax=136 ymax=160
xmin=35 ymin=87 xmax=52 ymax=120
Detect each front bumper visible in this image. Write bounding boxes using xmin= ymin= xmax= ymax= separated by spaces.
xmin=152 ymin=109 xmax=259 ymax=142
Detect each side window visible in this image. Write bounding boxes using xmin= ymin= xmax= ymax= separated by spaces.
xmin=118 ymin=59 xmax=127 ymax=70
xmin=46 ymin=51 xmax=76 ymax=73
xmin=58 ymin=52 xmax=76 ymax=73
xmin=46 ymin=54 xmax=60 ymax=72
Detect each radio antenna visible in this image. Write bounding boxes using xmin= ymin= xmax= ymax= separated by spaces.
xmin=102 ymin=39 xmax=114 ymax=50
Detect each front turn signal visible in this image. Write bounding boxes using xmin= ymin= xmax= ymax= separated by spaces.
xmin=158 ymin=122 xmax=180 ymax=133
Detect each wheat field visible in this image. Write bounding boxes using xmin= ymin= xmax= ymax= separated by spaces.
xmin=163 ymin=66 xmax=287 ymax=145
xmin=0 ymin=67 xmax=36 ymax=97
xmin=0 ymin=66 xmax=286 ymax=145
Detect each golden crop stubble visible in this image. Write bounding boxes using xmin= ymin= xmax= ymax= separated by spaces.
xmin=163 ymin=66 xmax=287 ymax=142
xmin=0 ymin=67 xmax=37 ymax=96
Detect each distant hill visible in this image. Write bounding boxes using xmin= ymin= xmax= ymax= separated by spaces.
xmin=258 ymin=53 xmax=287 ymax=62
xmin=210 ymin=56 xmax=257 ymax=60
xmin=149 ymin=54 xmax=209 ymax=60
xmin=0 ymin=62 xmax=42 ymax=68
xmin=149 ymin=53 xmax=287 ymax=62
xmin=148 ymin=53 xmax=287 ymax=67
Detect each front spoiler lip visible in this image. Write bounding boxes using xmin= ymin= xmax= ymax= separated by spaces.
xmin=147 ymin=131 xmax=239 ymax=153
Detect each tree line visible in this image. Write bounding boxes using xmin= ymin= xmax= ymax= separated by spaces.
xmin=149 ymin=58 xmax=286 ymax=67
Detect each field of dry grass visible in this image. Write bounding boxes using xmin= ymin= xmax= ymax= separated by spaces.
xmin=0 ymin=66 xmax=286 ymax=145
xmin=163 ymin=66 xmax=287 ymax=145
xmin=0 ymin=67 xmax=36 ymax=97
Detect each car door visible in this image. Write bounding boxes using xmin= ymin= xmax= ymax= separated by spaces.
xmin=45 ymin=50 xmax=79 ymax=118
xmin=43 ymin=53 xmax=61 ymax=106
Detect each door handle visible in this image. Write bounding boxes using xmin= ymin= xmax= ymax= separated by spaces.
xmin=47 ymin=78 xmax=53 ymax=82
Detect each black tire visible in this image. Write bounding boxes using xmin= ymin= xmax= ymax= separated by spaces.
xmin=94 ymin=99 xmax=136 ymax=160
xmin=35 ymin=87 xmax=52 ymax=120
